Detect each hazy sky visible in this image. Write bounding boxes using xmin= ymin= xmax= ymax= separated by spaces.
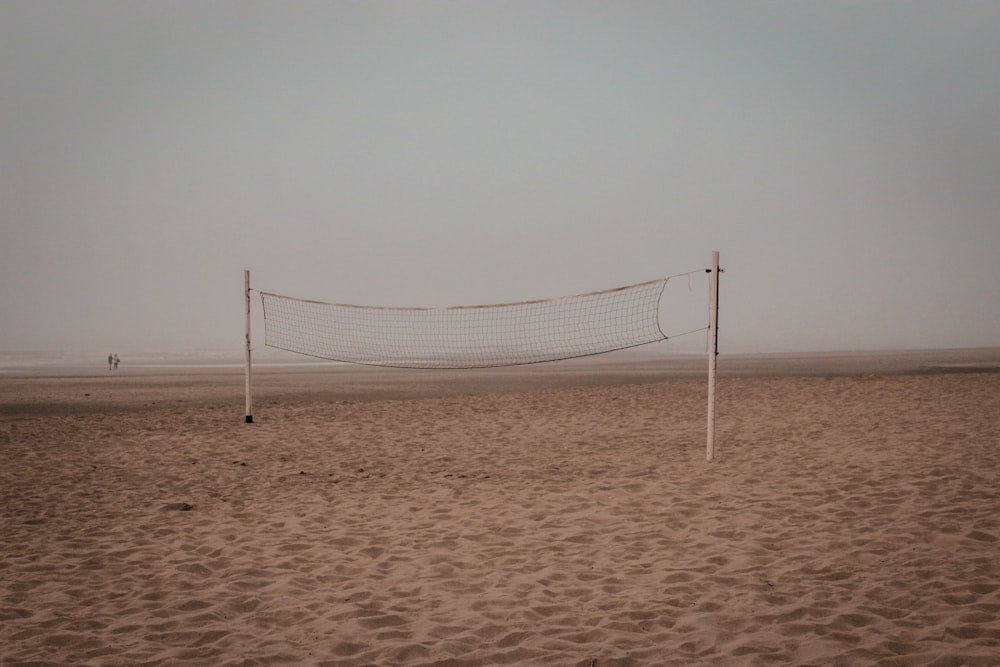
xmin=2 ymin=1 xmax=998 ymax=357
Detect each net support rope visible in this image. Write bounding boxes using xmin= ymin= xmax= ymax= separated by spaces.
xmin=261 ymin=274 xmax=701 ymax=369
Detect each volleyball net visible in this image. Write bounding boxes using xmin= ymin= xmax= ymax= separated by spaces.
xmin=259 ymin=273 xmax=706 ymax=369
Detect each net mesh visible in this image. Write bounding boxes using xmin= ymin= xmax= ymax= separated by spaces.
xmin=261 ymin=278 xmax=672 ymax=369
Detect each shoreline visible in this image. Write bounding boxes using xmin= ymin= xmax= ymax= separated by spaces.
xmin=2 ymin=347 xmax=998 ymax=419
xmin=2 ymin=345 xmax=998 ymax=372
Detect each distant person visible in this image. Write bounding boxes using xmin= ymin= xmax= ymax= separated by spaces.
xmin=108 ymin=353 xmax=113 ymax=371
xmin=113 ymin=354 xmax=120 ymax=370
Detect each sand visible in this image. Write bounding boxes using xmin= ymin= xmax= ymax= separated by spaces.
xmin=2 ymin=350 xmax=999 ymax=666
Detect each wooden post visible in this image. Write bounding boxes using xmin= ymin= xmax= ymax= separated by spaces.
xmin=706 ymin=251 xmax=720 ymax=461
xmin=245 ymin=269 xmax=253 ymax=424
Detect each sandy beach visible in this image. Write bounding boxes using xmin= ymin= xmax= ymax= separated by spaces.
xmin=2 ymin=349 xmax=999 ymax=666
